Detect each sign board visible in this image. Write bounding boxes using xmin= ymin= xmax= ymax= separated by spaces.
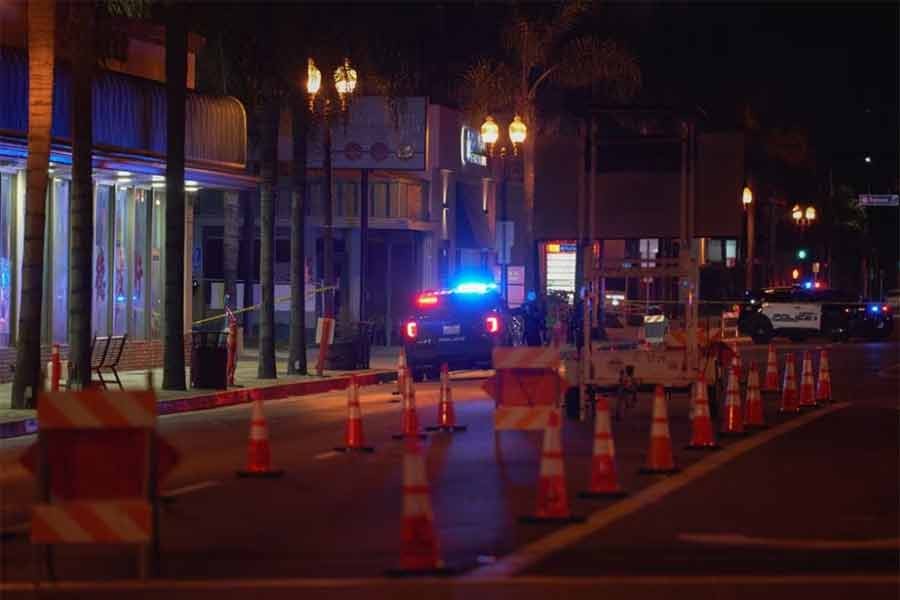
xmin=315 ymin=317 xmax=335 ymax=345
xmin=307 ymin=97 xmax=427 ymax=171
xmin=858 ymin=194 xmax=899 ymax=207
xmin=588 ymin=348 xmax=713 ymax=388
xmin=812 ymin=261 xmax=820 ymax=274
xmin=460 ymin=126 xmax=488 ymax=167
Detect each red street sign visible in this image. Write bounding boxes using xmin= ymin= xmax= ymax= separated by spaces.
xmin=20 ymin=432 xmax=179 ymax=500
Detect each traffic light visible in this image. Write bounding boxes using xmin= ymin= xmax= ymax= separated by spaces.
xmin=796 ymin=248 xmax=808 ymax=260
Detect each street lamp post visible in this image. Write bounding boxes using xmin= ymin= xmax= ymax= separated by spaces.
xmin=306 ymin=57 xmax=358 ymax=319
xmin=742 ymin=185 xmax=754 ymax=291
xmin=790 ymin=203 xmax=816 ymax=283
xmin=481 ymin=115 xmax=527 ymax=303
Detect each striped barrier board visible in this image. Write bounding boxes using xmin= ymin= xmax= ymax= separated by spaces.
xmin=31 ymin=500 xmax=152 ymax=544
xmin=38 ymin=391 xmax=157 ymax=429
xmin=494 ymin=406 xmax=554 ymax=431
xmin=493 ymin=346 xmax=561 ymax=370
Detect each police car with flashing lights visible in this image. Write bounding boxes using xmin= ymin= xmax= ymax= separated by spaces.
xmin=738 ymin=285 xmax=893 ymax=344
xmin=402 ymin=282 xmax=508 ymax=381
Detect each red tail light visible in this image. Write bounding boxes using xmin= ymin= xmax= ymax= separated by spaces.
xmin=485 ymin=315 xmax=500 ymax=334
xmin=417 ymin=293 xmax=439 ymax=307
xmin=404 ymin=321 xmax=418 ymax=339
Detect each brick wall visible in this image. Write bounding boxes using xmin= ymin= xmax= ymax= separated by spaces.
xmin=0 ymin=337 xmax=193 ymax=383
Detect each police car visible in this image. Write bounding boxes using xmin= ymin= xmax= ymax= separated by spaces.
xmin=402 ymin=281 xmax=507 ymax=380
xmin=738 ymin=285 xmax=893 ymax=344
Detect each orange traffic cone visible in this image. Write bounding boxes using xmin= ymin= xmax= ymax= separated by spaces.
xmin=393 ymin=373 xmax=426 ymax=440
xmin=763 ymin=344 xmax=779 ymax=392
xmin=686 ymin=374 xmax=719 ymax=450
xmin=426 ymin=364 xmax=466 ymax=432
xmin=521 ymin=409 xmax=583 ymax=522
xmin=816 ymin=348 xmax=832 ymax=404
xmin=391 ymin=349 xmax=407 ymax=403
xmin=385 ymin=438 xmax=452 ymax=576
xmin=640 ymin=386 xmax=679 ymax=474
xmin=798 ymin=350 xmax=817 ymax=408
xmin=579 ymin=396 xmax=626 ymax=498
xmin=779 ymin=353 xmax=799 ymax=414
xmin=236 ymin=398 xmax=284 ymax=478
xmin=731 ymin=350 xmax=742 ymax=382
xmin=744 ymin=362 xmax=766 ymax=428
xmin=720 ymin=365 xmax=745 ymax=436
xmin=334 ymin=376 xmax=374 ymax=453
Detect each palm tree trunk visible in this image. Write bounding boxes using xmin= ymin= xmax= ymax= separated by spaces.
xmin=257 ymin=101 xmax=279 ymax=379
xmin=67 ymin=0 xmax=94 ymax=390
xmin=163 ymin=4 xmax=187 ymax=390
xmin=12 ymin=0 xmax=55 ymax=409
xmin=222 ymin=191 xmax=239 ymax=311
xmin=287 ymin=95 xmax=308 ymax=375
xmin=322 ymin=112 xmax=335 ymax=318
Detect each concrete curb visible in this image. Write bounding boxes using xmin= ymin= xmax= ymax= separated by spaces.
xmin=0 ymin=370 xmax=396 ymax=440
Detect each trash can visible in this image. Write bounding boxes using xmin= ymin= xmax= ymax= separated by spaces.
xmin=355 ymin=322 xmax=374 ymax=369
xmin=191 ymin=330 xmax=228 ymax=389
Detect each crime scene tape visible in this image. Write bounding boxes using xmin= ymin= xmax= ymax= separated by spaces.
xmin=191 ymin=285 xmax=337 ymax=327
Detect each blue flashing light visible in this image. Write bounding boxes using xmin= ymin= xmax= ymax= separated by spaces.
xmin=454 ymin=281 xmax=497 ymax=294
xmin=869 ymin=305 xmax=880 ymax=313
xmin=803 ymin=281 xmax=813 ymax=289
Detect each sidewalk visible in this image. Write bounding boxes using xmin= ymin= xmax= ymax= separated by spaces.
xmin=0 ymin=346 xmax=401 ymax=439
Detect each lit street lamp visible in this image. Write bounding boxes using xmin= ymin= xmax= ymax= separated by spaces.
xmin=481 ymin=115 xmax=527 ymax=301
xmin=742 ymin=185 xmax=755 ymax=291
xmin=306 ymin=57 xmax=359 ymax=320
xmin=791 ymin=203 xmax=816 ymax=229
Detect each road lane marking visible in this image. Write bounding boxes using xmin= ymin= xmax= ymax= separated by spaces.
xmin=679 ymin=533 xmax=900 ymax=549
xmin=314 ymin=451 xmax=339 ymax=460
xmin=464 ymin=402 xmax=852 ymax=579
xmin=161 ymin=480 xmax=220 ymax=497
xmin=0 ymin=574 xmax=897 ymax=592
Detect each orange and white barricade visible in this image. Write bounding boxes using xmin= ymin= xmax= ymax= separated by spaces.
xmin=24 ymin=390 xmax=172 ymax=580
xmin=483 ymin=347 xmax=566 ymax=431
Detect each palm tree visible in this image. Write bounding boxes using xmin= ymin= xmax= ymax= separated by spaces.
xmin=460 ymin=0 xmax=640 ymax=292
xmin=66 ymin=0 xmax=95 ymax=390
xmin=257 ymin=100 xmax=279 ymax=379
xmin=287 ymin=92 xmax=309 ymax=375
xmin=162 ymin=2 xmax=186 ymax=390
xmin=11 ymin=0 xmax=56 ymax=409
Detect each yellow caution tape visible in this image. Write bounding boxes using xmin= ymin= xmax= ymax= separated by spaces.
xmin=191 ymin=285 xmax=337 ymax=326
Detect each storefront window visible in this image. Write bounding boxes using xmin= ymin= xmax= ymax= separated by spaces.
xmin=93 ymin=185 xmax=111 ymax=336
xmin=150 ymin=190 xmax=164 ymax=339
xmin=0 ymin=173 xmax=13 ymax=347
xmin=131 ymin=189 xmax=148 ymax=339
xmin=51 ymin=178 xmax=69 ymax=343
xmin=390 ymin=182 xmax=408 ymax=217
xmin=370 ymin=182 xmax=388 ymax=217
xmin=112 ymin=186 xmax=130 ymax=335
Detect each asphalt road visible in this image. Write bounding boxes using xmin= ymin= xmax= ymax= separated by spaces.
xmin=0 ymin=341 xmax=897 ymax=599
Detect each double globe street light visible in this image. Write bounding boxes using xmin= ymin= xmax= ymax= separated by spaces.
xmin=479 ymin=115 xmax=527 ymax=301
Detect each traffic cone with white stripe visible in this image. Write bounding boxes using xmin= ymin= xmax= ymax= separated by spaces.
xmin=779 ymin=354 xmax=799 ymax=414
xmin=763 ymin=344 xmax=779 ymax=392
xmin=686 ymin=374 xmax=719 ymax=450
xmin=640 ymin=386 xmax=679 ymax=474
xmin=816 ymin=348 xmax=832 ymax=404
xmin=237 ymin=398 xmax=284 ymax=478
xmin=521 ymin=409 xmax=584 ymax=523
xmin=391 ymin=349 xmax=407 ymax=402
xmin=426 ymin=364 xmax=466 ymax=432
xmin=731 ymin=350 xmax=742 ymax=382
xmin=720 ymin=365 xmax=745 ymax=436
xmin=798 ymin=350 xmax=817 ymax=408
xmin=334 ymin=376 xmax=374 ymax=453
xmin=579 ymin=396 xmax=626 ymax=498
xmin=386 ymin=438 xmax=452 ymax=576
xmin=393 ymin=373 xmax=426 ymax=440
xmin=745 ymin=362 xmax=766 ymax=428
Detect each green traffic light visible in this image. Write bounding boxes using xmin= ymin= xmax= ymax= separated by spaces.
xmin=797 ymin=249 xmax=808 ymax=260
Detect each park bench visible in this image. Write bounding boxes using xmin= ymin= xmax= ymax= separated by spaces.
xmin=90 ymin=334 xmax=128 ymax=390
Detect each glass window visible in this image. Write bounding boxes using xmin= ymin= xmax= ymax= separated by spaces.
xmin=112 ymin=186 xmax=129 ymax=336
xmin=0 ymin=173 xmax=13 ymax=347
xmin=725 ymin=239 xmax=737 ymax=268
xmin=51 ymin=178 xmax=69 ymax=343
xmin=131 ymin=189 xmax=148 ymax=339
xmin=150 ymin=190 xmax=164 ymax=339
xmin=371 ymin=182 xmax=388 ymax=217
xmin=707 ymin=240 xmax=723 ymax=263
xmin=391 ymin=182 xmax=407 ymax=217
xmin=336 ymin=182 xmax=357 ymax=217
xmin=639 ymin=238 xmax=659 ymax=267
xmin=93 ymin=185 xmax=110 ymax=336
xmin=407 ymin=183 xmax=423 ymax=220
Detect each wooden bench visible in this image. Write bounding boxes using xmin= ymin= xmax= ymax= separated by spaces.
xmin=91 ymin=334 xmax=128 ymax=390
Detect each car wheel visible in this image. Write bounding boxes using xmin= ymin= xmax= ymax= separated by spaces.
xmin=750 ymin=321 xmax=773 ymax=345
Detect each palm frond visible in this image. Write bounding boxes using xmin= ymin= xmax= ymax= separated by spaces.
xmin=547 ymin=0 xmax=591 ymax=45
xmin=458 ymin=59 xmax=518 ymax=121
xmin=550 ymin=36 xmax=641 ymax=101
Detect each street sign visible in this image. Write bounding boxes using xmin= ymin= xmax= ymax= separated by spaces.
xmin=858 ymin=194 xmax=899 ymax=207
xmin=812 ymin=261 xmax=820 ymax=274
